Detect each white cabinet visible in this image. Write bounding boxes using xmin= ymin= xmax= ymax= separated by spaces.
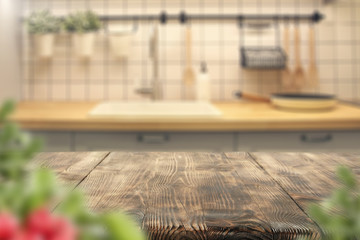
xmin=74 ymin=132 xmax=235 ymax=152
xmin=236 ymin=131 xmax=360 ymax=152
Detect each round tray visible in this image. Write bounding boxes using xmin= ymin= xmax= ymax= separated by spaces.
xmin=271 ymin=93 xmax=337 ymax=111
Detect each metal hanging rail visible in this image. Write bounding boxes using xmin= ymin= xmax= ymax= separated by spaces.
xmin=99 ymin=11 xmax=324 ymax=24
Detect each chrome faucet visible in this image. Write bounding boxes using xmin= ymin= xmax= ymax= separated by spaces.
xmin=136 ymin=25 xmax=162 ymax=100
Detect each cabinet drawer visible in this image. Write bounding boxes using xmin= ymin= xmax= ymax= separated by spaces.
xmin=236 ymin=131 xmax=360 ymax=152
xmin=75 ymin=132 xmax=234 ymax=152
xmin=29 ymin=131 xmax=73 ymax=152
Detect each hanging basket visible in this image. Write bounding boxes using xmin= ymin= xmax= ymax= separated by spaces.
xmin=239 ymin=21 xmax=287 ymax=70
xmin=241 ymin=47 xmax=287 ymax=69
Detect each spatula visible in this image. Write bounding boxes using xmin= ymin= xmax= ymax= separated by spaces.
xmin=183 ymin=25 xmax=195 ymax=99
xmin=281 ymin=23 xmax=292 ymax=91
xmin=293 ymin=23 xmax=306 ymax=91
xmin=307 ymin=24 xmax=318 ymax=88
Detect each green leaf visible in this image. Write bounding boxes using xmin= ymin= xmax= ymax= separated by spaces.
xmin=58 ymin=190 xmax=87 ymax=220
xmin=22 ymin=137 xmax=43 ymax=159
xmin=63 ymin=11 xmax=101 ymax=33
xmin=309 ymin=204 xmax=331 ymax=226
xmin=333 ymin=188 xmax=352 ymax=210
xmin=337 ymin=166 xmax=357 ymax=189
xmin=0 ymin=100 xmax=15 ymax=122
xmin=0 ymin=123 xmax=19 ymax=146
xmin=20 ymin=169 xmax=57 ymax=216
xmin=26 ymin=10 xmax=61 ymax=34
xmin=102 ymin=213 xmax=145 ymax=240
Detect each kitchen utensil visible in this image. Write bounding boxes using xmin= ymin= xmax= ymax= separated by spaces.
xmin=293 ymin=23 xmax=306 ymax=90
xmin=271 ymin=93 xmax=337 ymax=111
xmin=183 ymin=25 xmax=196 ymax=99
xmin=239 ymin=21 xmax=286 ymax=69
xmin=235 ymin=91 xmax=271 ymax=103
xmin=235 ymin=91 xmax=337 ymax=111
xmin=308 ymin=24 xmax=319 ymax=88
xmin=149 ymin=24 xmax=162 ymax=100
xmin=281 ymin=23 xmax=292 ymax=91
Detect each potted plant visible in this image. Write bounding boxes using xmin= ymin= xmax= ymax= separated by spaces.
xmin=26 ymin=10 xmax=61 ymax=59
xmin=63 ymin=11 xmax=101 ymax=59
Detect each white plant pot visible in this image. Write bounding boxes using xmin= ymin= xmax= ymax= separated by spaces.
xmin=72 ymin=33 xmax=96 ymax=59
xmin=109 ymin=34 xmax=133 ymax=59
xmin=34 ymin=34 xmax=55 ymax=59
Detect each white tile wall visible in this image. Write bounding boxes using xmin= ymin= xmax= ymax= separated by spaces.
xmin=22 ymin=0 xmax=360 ymax=101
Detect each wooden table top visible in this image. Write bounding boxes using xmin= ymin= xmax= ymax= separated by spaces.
xmin=31 ymin=152 xmax=360 ymax=239
xmin=12 ymin=101 xmax=360 ymax=131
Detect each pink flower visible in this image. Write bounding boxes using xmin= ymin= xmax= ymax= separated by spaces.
xmin=13 ymin=231 xmax=37 ymax=240
xmin=0 ymin=212 xmax=19 ymax=240
xmin=0 ymin=209 xmax=77 ymax=240
xmin=49 ymin=217 xmax=77 ymax=240
xmin=25 ymin=208 xmax=77 ymax=240
xmin=26 ymin=208 xmax=55 ymax=238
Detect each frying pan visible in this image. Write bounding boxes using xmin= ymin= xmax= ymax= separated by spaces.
xmin=235 ymin=92 xmax=337 ymax=111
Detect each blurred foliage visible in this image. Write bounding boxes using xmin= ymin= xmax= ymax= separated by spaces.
xmin=0 ymin=100 xmax=145 ymax=240
xmin=0 ymin=100 xmax=42 ymax=181
xmin=306 ymin=166 xmax=360 ymax=240
xmin=63 ymin=11 xmax=102 ymax=33
xmin=26 ymin=10 xmax=62 ymax=34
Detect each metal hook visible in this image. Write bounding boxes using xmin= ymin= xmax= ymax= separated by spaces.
xmin=160 ymin=11 xmax=167 ymax=25
xmin=238 ymin=16 xmax=244 ymax=28
xmin=132 ymin=18 xmax=139 ymax=33
xmin=180 ymin=11 xmax=187 ymax=24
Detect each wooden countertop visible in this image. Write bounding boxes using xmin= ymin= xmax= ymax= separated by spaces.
xmin=11 ymin=101 xmax=360 ymax=131
xmin=31 ymin=152 xmax=360 ymax=239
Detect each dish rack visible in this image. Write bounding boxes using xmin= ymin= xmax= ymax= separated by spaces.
xmin=239 ymin=21 xmax=287 ymax=70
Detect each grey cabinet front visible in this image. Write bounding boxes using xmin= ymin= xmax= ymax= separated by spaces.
xmin=74 ymin=132 xmax=235 ymax=152
xmin=236 ymin=131 xmax=360 ymax=152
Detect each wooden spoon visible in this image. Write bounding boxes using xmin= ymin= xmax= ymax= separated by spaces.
xmin=183 ymin=25 xmax=195 ymax=99
xmin=308 ymin=24 xmax=318 ymax=88
xmin=293 ymin=23 xmax=306 ymax=91
xmin=281 ymin=24 xmax=292 ymax=91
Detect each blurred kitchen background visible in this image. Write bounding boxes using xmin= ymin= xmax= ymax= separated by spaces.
xmin=19 ymin=0 xmax=360 ymax=101
xmin=0 ymin=0 xmax=360 ymax=152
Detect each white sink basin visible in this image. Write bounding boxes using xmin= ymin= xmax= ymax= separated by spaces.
xmin=89 ymin=101 xmax=222 ymax=118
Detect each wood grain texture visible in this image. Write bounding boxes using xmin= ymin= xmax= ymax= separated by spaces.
xmin=30 ymin=152 xmax=109 ymax=185
xmin=249 ymin=153 xmax=360 ymax=213
xmin=75 ymin=152 xmax=320 ymax=239
xmin=225 ymin=153 xmax=321 ymax=239
xmin=11 ymin=101 xmax=360 ymax=131
xmin=30 ymin=152 xmax=358 ymax=239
